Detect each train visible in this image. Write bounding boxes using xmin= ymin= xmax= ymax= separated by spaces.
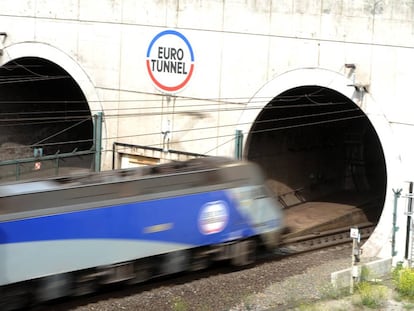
xmin=0 ymin=157 xmax=284 ymax=310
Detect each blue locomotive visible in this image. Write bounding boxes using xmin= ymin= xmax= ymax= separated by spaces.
xmin=0 ymin=157 xmax=284 ymax=309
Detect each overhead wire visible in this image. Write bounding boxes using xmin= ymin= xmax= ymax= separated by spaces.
xmin=109 ymin=120 xmax=368 ymax=156
xmin=104 ymin=107 xmax=363 ymax=140
xmin=3 ymin=10 xmax=414 ymax=51
xmin=0 ymin=62 xmax=342 ymax=109
xmin=0 ymin=34 xmax=375 ymax=158
xmin=0 ymin=61 xmax=365 ymax=155
xmin=0 ymin=99 xmax=351 ymax=121
xmin=0 ymin=115 xmax=92 ymax=123
xmin=0 ymin=106 xmax=365 ymax=155
xmin=0 ymin=106 xmax=362 ymax=137
xmin=0 ymin=75 xmax=70 ymax=84
xmin=0 ymin=84 xmax=352 ymax=155
xmin=0 ymin=92 xmax=332 ymax=108
xmin=31 ymin=118 xmax=91 ymax=147
xmin=0 ymin=63 xmax=349 ymax=120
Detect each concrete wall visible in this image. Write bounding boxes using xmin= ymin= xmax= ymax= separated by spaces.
xmin=331 ymin=257 xmax=392 ymax=289
xmin=1 ymin=0 xmax=414 ymax=261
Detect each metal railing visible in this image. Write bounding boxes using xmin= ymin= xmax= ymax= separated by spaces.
xmin=0 ymin=150 xmax=94 ymax=182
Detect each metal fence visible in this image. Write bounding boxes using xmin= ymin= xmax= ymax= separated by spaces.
xmin=0 ymin=150 xmax=94 ymax=183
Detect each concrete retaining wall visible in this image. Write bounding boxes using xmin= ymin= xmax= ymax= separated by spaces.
xmin=331 ymin=257 xmax=393 ymax=289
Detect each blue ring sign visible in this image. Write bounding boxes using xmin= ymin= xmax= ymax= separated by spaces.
xmin=146 ymin=30 xmax=195 ymax=93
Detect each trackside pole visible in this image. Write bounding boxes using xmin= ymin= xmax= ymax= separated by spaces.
xmin=93 ymin=112 xmax=103 ymax=172
xmin=405 ymin=182 xmax=413 ymax=264
xmin=392 ymin=188 xmax=402 ymax=258
xmin=350 ymin=227 xmax=361 ymax=294
xmin=235 ymin=130 xmax=243 ymax=160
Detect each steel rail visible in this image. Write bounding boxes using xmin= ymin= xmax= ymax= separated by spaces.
xmin=276 ymin=222 xmax=375 ymax=255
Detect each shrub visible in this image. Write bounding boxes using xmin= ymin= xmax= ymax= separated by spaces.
xmin=353 ymin=281 xmax=388 ymax=309
xmin=393 ymin=266 xmax=414 ymax=299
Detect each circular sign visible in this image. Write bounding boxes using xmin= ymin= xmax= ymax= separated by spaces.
xmin=198 ymin=201 xmax=229 ymax=235
xmin=146 ymin=30 xmax=195 ymax=93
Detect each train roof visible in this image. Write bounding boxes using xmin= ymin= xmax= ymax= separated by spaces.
xmin=0 ymin=157 xmax=256 ymax=197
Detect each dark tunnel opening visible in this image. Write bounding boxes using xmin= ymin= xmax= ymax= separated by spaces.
xmin=246 ymin=86 xmax=386 ymax=235
xmin=0 ymin=57 xmax=94 ymax=181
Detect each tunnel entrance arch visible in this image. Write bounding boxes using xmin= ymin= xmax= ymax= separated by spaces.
xmin=248 ymin=85 xmax=385 ymax=199
xmin=0 ymin=43 xmax=101 ymax=181
xmin=239 ymin=68 xmax=397 ymax=257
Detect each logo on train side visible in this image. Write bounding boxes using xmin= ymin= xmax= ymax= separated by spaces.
xmin=198 ymin=201 xmax=229 ymax=235
xmin=146 ymin=29 xmax=195 ymax=93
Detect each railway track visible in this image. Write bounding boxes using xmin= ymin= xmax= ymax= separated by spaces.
xmin=41 ymin=244 xmax=355 ymax=311
xmin=33 ymin=223 xmax=375 ymax=310
xmin=276 ymin=222 xmax=375 ymax=255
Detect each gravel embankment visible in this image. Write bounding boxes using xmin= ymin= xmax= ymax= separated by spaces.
xmin=43 ymin=245 xmax=355 ymax=311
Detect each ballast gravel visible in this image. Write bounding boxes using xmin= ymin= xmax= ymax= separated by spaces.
xmin=47 ymin=245 xmax=357 ymax=311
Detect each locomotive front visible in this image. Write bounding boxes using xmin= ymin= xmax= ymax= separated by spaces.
xmin=224 ymin=161 xmax=285 ymax=250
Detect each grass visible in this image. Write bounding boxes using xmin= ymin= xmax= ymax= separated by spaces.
xmin=294 ymin=264 xmax=414 ymax=311
xmin=178 ymin=264 xmax=414 ymax=311
xmin=171 ymin=296 xmax=188 ymax=311
xmin=393 ymin=264 xmax=414 ymax=300
xmin=352 ymin=281 xmax=388 ymax=309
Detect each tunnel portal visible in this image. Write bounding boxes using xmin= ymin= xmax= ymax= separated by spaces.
xmin=246 ymin=86 xmax=386 ymax=236
xmin=0 ymin=57 xmax=93 ymax=181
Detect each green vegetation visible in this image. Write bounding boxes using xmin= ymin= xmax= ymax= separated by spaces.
xmin=171 ymin=296 xmax=188 ymax=311
xmin=402 ymin=302 xmax=414 ymax=310
xmin=295 ymin=265 xmax=414 ymax=310
xmin=360 ymin=265 xmax=374 ymax=282
xmin=393 ymin=264 xmax=414 ymax=300
xmin=318 ymin=282 xmax=349 ymax=300
xmin=297 ymin=302 xmax=349 ymax=311
xmin=216 ymin=264 xmax=414 ymax=310
xmin=352 ymin=281 xmax=388 ymax=309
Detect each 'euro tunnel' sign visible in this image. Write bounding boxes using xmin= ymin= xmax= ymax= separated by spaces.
xmin=146 ymin=30 xmax=195 ymax=93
